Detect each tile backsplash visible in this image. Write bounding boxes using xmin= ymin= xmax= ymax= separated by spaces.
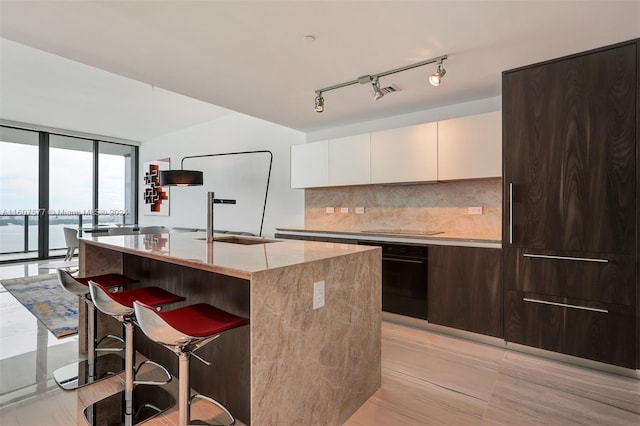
xmin=305 ymin=178 xmax=502 ymax=237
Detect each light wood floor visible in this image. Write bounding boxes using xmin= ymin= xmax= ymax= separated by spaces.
xmin=347 ymin=322 xmax=639 ymax=426
xmin=1 ymin=261 xmax=639 ymax=425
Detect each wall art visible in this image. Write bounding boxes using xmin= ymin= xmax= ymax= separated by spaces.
xmin=143 ymin=158 xmax=170 ymax=216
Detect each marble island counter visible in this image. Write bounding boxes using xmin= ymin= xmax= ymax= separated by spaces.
xmin=79 ymin=232 xmax=381 ymax=425
xmin=81 ymin=231 xmax=379 ymax=279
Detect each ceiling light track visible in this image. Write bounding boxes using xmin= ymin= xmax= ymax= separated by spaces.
xmin=314 ymin=54 xmax=448 ymax=112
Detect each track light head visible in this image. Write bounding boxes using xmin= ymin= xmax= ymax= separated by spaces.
xmin=314 ymin=92 xmax=324 ymax=113
xmin=371 ymin=78 xmax=384 ymax=100
xmin=429 ymin=61 xmax=447 ymax=86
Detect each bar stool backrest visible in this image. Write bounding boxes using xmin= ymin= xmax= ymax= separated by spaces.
xmin=57 ymin=268 xmax=88 ymax=296
xmin=134 ymin=301 xmax=194 ymax=346
xmin=89 ymin=280 xmax=132 ymax=318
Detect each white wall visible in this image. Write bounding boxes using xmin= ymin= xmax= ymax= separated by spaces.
xmin=139 ymin=95 xmax=500 ymax=236
xmin=306 ymin=96 xmax=501 ymax=142
xmin=139 ymin=113 xmax=305 ymax=237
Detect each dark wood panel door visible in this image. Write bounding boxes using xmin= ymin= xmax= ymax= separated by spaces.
xmin=504 ymin=290 xmax=636 ymax=368
xmin=503 ymin=247 xmax=636 ymax=306
xmin=503 ymin=42 xmax=636 ymax=255
xmin=428 ymin=246 xmax=502 ymax=337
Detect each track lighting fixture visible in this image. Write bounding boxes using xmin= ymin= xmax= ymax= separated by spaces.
xmin=429 ymin=59 xmax=447 ymax=86
xmin=314 ymin=92 xmax=324 ymax=113
xmin=313 ymin=54 xmax=447 ymax=112
xmin=371 ymin=77 xmax=384 ymax=100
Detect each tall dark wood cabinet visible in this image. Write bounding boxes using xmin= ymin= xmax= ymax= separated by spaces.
xmin=502 ymin=39 xmax=639 ymax=369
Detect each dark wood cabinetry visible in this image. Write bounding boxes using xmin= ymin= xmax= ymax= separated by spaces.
xmin=504 ymin=290 xmax=636 ymax=369
xmin=428 ymin=246 xmax=502 ymax=337
xmin=504 ymin=248 xmax=635 ymax=306
xmin=276 ymin=233 xmax=503 ymax=338
xmin=502 ymin=39 xmax=639 ymax=368
xmin=503 ymin=42 xmax=636 ymax=255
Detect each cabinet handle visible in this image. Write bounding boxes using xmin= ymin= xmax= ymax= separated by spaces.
xmin=523 ymin=297 xmax=608 ymax=313
xmin=522 ymin=253 xmax=608 ymax=263
xmin=509 ymin=182 xmax=513 ymax=245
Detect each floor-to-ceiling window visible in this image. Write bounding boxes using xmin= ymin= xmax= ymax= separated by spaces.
xmin=47 ymin=135 xmax=94 ymax=257
xmin=98 ymin=142 xmax=137 ymax=226
xmin=0 ymin=127 xmax=40 ymax=260
xmin=0 ymin=125 xmax=138 ymax=262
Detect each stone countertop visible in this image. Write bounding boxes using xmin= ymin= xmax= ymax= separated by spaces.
xmin=275 ymin=227 xmax=502 ymax=249
xmin=81 ymin=231 xmax=377 ymax=280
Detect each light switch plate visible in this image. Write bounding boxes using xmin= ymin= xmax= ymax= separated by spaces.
xmin=468 ymin=206 xmax=483 ymax=215
xmin=355 ymin=207 xmax=365 ymax=214
xmin=340 ymin=207 xmax=349 ymax=214
xmin=326 ymin=207 xmax=334 ymax=214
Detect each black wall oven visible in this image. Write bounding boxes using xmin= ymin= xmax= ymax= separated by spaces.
xmin=358 ymin=241 xmax=428 ymax=320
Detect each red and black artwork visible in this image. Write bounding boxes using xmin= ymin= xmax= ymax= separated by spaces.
xmin=143 ymin=161 xmax=170 ymax=215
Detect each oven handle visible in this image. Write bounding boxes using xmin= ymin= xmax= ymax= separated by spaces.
xmin=382 ymin=257 xmax=425 ymax=264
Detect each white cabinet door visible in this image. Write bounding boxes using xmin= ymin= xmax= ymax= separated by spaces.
xmin=437 ymin=111 xmax=501 ymax=181
xmin=290 ymin=141 xmax=329 ymax=188
xmin=328 ymin=134 xmax=371 ymax=186
xmin=370 ymin=122 xmax=438 ymax=184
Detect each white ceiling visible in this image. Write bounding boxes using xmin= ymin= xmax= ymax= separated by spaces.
xmin=0 ymin=38 xmax=233 ymax=142
xmin=0 ymin=1 xmax=639 ymax=140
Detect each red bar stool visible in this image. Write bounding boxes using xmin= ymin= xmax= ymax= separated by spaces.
xmin=134 ymin=301 xmax=249 ymax=426
xmin=54 ymin=268 xmax=137 ymax=390
xmin=87 ymin=280 xmax=186 ymax=426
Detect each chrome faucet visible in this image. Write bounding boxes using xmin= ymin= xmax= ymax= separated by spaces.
xmin=206 ymin=192 xmax=236 ymax=243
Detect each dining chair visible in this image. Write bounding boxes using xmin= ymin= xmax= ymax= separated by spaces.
xmin=63 ymin=227 xmax=79 ymax=261
xmin=108 ymin=227 xmax=135 ymax=236
xmin=138 ymin=226 xmax=168 ymax=234
xmin=171 ymin=227 xmax=203 ymax=233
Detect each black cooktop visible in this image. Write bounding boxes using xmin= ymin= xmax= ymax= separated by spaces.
xmin=361 ymin=229 xmax=443 ymax=236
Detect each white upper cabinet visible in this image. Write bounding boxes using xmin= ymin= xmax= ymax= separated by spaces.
xmin=437 ymin=111 xmax=501 ymax=181
xmin=370 ymin=122 xmax=438 ymax=184
xmin=328 ymin=134 xmax=371 ymax=186
xmin=290 ymin=141 xmax=329 ymax=188
xmin=290 ymin=111 xmax=501 ymax=189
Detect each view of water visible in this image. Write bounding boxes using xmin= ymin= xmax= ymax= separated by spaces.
xmin=1 ymin=223 xmax=67 ymax=253
xmin=0 ymin=219 xmax=121 ymax=254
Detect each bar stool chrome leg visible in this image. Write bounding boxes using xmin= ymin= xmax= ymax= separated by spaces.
xmin=84 ymin=280 xmax=185 ymax=426
xmin=134 ymin=301 xmax=248 ymax=426
xmin=176 ymin=350 xmax=234 ymax=426
xmin=53 ymin=268 xmax=134 ymax=390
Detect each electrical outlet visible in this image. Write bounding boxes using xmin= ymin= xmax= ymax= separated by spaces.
xmin=340 ymin=207 xmax=349 ymax=214
xmin=326 ymin=207 xmax=335 ymax=214
xmin=355 ymin=207 xmax=365 ymax=214
xmin=468 ymin=206 xmax=483 ymax=215
xmin=313 ymin=280 xmax=325 ymax=309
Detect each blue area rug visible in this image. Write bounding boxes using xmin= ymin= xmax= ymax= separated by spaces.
xmin=1 ymin=274 xmax=79 ymax=338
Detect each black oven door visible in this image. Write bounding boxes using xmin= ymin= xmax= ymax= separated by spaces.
xmin=359 ymin=242 xmax=428 ymax=320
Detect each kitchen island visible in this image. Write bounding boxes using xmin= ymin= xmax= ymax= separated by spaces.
xmin=78 ymin=232 xmax=381 ymax=426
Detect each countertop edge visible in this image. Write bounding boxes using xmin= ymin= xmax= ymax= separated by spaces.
xmin=81 ymin=237 xmax=253 ymax=280
xmin=275 ymin=228 xmax=503 ymax=249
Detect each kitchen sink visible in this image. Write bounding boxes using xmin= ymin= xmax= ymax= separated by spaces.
xmin=195 ymin=236 xmax=280 ymax=245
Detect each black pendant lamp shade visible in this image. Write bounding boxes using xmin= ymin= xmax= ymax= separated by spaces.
xmin=159 ymin=170 xmax=203 ymax=186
